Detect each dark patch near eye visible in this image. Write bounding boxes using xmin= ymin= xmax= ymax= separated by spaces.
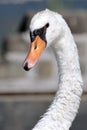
xmin=33 ymin=30 xmax=38 ymax=36
xmin=45 ymin=23 xmax=49 ymax=28
xmin=30 ymin=23 xmax=49 ymax=44
xmin=30 ymin=31 xmax=35 ymax=42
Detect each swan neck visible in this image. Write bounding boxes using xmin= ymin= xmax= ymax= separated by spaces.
xmin=33 ymin=33 xmax=83 ymax=130
xmin=32 ymin=16 xmax=83 ymax=130
xmin=54 ymin=36 xmax=82 ymax=82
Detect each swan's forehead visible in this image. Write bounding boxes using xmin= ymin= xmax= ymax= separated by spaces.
xmin=30 ymin=10 xmax=51 ymax=31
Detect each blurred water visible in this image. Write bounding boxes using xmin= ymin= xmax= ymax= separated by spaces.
xmin=0 ymin=95 xmax=87 ymax=130
xmin=0 ymin=1 xmax=48 ymax=41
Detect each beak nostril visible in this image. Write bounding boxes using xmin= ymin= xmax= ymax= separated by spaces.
xmin=23 ymin=62 xmax=30 ymax=71
xmin=34 ymin=44 xmax=37 ymax=50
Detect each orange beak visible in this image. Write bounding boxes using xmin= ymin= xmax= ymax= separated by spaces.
xmin=23 ymin=35 xmax=46 ymax=71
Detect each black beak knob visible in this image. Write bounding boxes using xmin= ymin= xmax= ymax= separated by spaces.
xmin=23 ymin=62 xmax=30 ymax=71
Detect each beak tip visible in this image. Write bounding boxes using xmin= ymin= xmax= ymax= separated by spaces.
xmin=23 ymin=62 xmax=31 ymax=71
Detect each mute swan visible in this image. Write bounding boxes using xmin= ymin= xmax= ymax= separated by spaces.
xmin=23 ymin=9 xmax=83 ymax=130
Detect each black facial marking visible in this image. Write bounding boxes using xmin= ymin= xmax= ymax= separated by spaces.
xmin=30 ymin=23 xmax=49 ymax=44
xmin=30 ymin=31 xmax=35 ymax=42
xmin=45 ymin=23 xmax=49 ymax=28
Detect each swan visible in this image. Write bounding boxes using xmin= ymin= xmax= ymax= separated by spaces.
xmin=23 ymin=9 xmax=83 ymax=130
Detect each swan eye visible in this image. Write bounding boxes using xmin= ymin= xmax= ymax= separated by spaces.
xmin=30 ymin=23 xmax=49 ymax=43
xmin=45 ymin=23 xmax=49 ymax=28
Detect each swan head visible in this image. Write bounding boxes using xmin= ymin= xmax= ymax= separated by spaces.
xmin=23 ymin=9 xmax=62 ymax=71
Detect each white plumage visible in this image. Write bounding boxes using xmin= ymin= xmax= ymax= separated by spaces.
xmin=26 ymin=9 xmax=83 ymax=130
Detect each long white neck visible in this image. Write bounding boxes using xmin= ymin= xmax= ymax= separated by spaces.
xmin=32 ymin=20 xmax=83 ymax=130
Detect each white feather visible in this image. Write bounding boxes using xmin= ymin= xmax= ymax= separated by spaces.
xmin=29 ymin=9 xmax=83 ymax=130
